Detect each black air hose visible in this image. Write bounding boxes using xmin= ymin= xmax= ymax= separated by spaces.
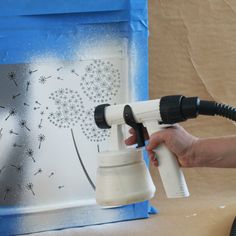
xmin=160 ymin=95 xmax=236 ymax=124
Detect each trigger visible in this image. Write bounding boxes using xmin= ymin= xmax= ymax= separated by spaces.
xmin=123 ymin=105 xmax=145 ymax=148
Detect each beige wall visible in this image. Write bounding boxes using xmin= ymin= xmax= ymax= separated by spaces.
xmin=148 ymin=1 xmax=236 ymax=235
xmin=149 ymin=0 xmax=236 ymax=137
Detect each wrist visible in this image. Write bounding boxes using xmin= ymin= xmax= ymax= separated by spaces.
xmin=183 ymin=137 xmax=201 ymax=167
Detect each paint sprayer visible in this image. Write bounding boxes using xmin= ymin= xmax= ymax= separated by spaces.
xmin=94 ymin=95 xmax=236 ymax=206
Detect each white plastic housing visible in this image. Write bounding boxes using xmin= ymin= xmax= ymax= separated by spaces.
xmin=144 ymin=121 xmax=190 ymax=198
xmin=104 ymin=99 xmax=161 ymax=126
xmin=96 ymin=149 xmax=156 ymax=206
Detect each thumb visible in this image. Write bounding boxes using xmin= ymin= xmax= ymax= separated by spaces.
xmin=146 ymin=130 xmax=168 ymax=151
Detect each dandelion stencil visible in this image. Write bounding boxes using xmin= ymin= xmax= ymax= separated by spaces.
xmin=26 ymin=148 xmax=35 ymax=162
xmin=34 ymin=168 xmax=42 ymax=176
xmin=49 ymin=172 xmax=54 ymax=178
xmin=71 ymin=69 xmax=79 ymax=77
xmin=38 ymin=134 xmax=45 ymax=149
xmin=19 ymin=120 xmax=30 ymax=131
xmin=9 ymin=129 xmax=18 ymax=135
xmin=38 ymin=119 xmax=43 ymax=129
xmin=81 ymin=60 xmax=121 ymax=103
xmin=12 ymin=93 xmax=21 ymax=100
xmin=57 ymin=67 xmax=63 ymax=71
xmin=5 ymin=108 xmax=17 ymax=121
xmin=48 ymin=88 xmax=95 ymax=190
xmin=4 ymin=186 xmax=11 ymax=200
xmin=80 ymin=108 xmax=110 ymax=143
xmin=26 ymin=81 xmax=31 ymax=91
xmin=8 ymin=72 xmax=18 ymax=87
xmin=13 ymin=143 xmax=23 ymax=148
xmin=29 ymin=69 xmax=38 ymax=75
xmin=48 ymin=88 xmax=84 ymax=129
xmin=39 ymin=75 xmax=52 ymax=84
xmin=11 ymin=164 xmax=23 ymax=173
xmin=26 ymin=183 xmax=35 ymax=196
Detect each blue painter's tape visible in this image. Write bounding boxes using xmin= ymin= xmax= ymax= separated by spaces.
xmin=0 ymin=1 xmax=156 ymax=235
xmin=0 ymin=0 xmax=147 ymax=16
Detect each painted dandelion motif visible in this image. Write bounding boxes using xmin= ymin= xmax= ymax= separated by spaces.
xmin=34 ymin=168 xmax=43 ymax=176
xmin=9 ymin=129 xmax=18 ymax=135
xmin=26 ymin=148 xmax=35 ymax=162
xmin=39 ymin=75 xmax=52 ymax=84
xmin=38 ymin=119 xmax=43 ymax=129
xmin=49 ymin=172 xmax=54 ymax=178
xmin=80 ymin=108 xmax=110 ymax=143
xmin=19 ymin=120 xmax=30 ymax=131
xmin=81 ymin=60 xmax=121 ymax=103
xmin=4 ymin=186 xmax=11 ymax=200
xmin=5 ymin=108 xmax=17 ymax=121
xmin=29 ymin=69 xmax=38 ymax=75
xmin=12 ymin=93 xmax=21 ymax=100
xmin=11 ymin=164 xmax=23 ymax=173
xmin=26 ymin=183 xmax=35 ymax=196
xmin=71 ymin=69 xmax=79 ymax=77
xmin=13 ymin=143 xmax=23 ymax=148
xmin=38 ymin=134 xmax=45 ymax=149
xmin=48 ymin=88 xmax=95 ymax=190
xmin=8 ymin=72 xmax=18 ymax=87
xmin=48 ymin=88 xmax=84 ymax=129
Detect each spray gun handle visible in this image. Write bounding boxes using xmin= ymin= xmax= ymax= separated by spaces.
xmin=144 ymin=121 xmax=190 ymax=198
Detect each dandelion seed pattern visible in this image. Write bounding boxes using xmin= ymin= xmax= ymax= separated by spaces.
xmin=0 ymin=128 xmax=3 ymax=139
xmin=38 ymin=119 xmax=43 ymax=129
xmin=4 ymin=186 xmax=11 ymax=200
xmin=26 ymin=81 xmax=30 ymax=91
xmin=26 ymin=183 xmax=35 ymax=196
xmin=49 ymin=172 xmax=54 ymax=178
xmin=19 ymin=120 xmax=30 ymax=131
xmin=0 ymin=105 xmax=5 ymax=108
xmin=58 ymin=185 xmax=64 ymax=189
xmin=80 ymin=108 xmax=110 ymax=142
xmin=11 ymin=165 xmax=23 ymax=173
xmin=38 ymin=134 xmax=45 ymax=149
xmin=8 ymin=72 xmax=18 ymax=87
xmin=26 ymin=149 xmax=35 ymax=162
xmin=71 ymin=69 xmax=79 ymax=76
xmin=5 ymin=108 xmax=17 ymax=121
xmin=34 ymin=168 xmax=42 ymax=176
xmin=12 ymin=93 xmax=21 ymax=100
xmin=39 ymin=75 xmax=52 ymax=84
xmin=81 ymin=60 xmax=121 ymax=103
xmin=48 ymin=88 xmax=84 ymax=128
xmin=29 ymin=69 xmax=38 ymax=74
xmin=13 ymin=143 xmax=23 ymax=148
xmin=9 ymin=129 xmax=18 ymax=135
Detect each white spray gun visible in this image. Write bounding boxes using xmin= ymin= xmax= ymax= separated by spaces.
xmin=94 ymin=95 xmax=236 ymax=206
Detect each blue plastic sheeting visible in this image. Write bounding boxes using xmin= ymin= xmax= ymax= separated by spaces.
xmin=0 ymin=0 xmax=146 ymax=16
xmin=0 ymin=0 xmax=156 ymax=235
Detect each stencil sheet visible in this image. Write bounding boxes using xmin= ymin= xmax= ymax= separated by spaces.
xmin=0 ymin=55 xmax=128 ymax=208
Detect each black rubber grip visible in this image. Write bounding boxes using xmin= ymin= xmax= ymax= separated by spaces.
xmin=230 ymin=217 xmax=236 ymax=236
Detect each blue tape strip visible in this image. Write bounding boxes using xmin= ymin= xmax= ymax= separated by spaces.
xmin=0 ymin=0 xmax=146 ymax=16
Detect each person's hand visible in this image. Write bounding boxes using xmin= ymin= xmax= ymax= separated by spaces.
xmin=125 ymin=124 xmax=199 ymax=167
